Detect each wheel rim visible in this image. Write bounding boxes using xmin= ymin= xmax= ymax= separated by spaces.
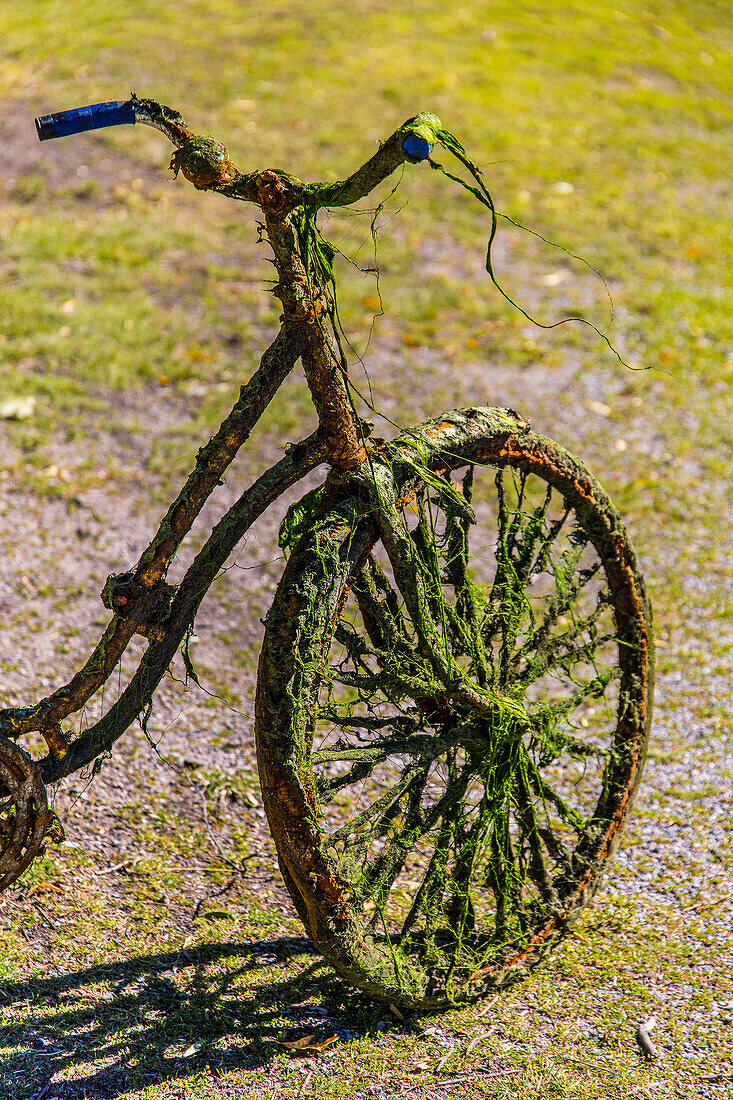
xmin=0 ymin=738 xmax=52 ymax=891
xmin=256 ymin=412 xmax=653 ymax=1007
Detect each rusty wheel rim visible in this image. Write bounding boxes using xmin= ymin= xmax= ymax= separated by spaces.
xmin=256 ymin=409 xmax=653 ymax=1008
xmin=0 ymin=737 xmax=51 ymax=891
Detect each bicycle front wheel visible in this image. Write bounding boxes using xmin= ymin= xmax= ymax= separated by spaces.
xmin=255 ymin=407 xmax=653 ymax=1009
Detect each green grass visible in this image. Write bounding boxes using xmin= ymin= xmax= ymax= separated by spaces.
xmin=1 ymin=1 xmax=732 ymax=1097
xmin=3 ymin=0 xmax=732 ymax=423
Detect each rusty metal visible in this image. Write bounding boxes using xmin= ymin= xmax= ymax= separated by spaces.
xmin=0 ymin=739 xmax=53 ymax=891
xmin=169 ymin=136 xmax=235 ymax=189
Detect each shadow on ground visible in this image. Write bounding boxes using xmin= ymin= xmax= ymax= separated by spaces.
xmin=0 ymin=937 xmax=397 ymax=1098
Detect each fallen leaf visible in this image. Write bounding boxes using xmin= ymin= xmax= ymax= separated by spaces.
xmin=541 ymin=269 xmax=570 ymax=287
xmin=0 ymin=396 xmax=36 ymax=420
xmin=182 ymin=1039 xmax=204 ymax=1058
xmin=282 ymin=1034 xmax=338 ymax=1054
xmin=184 ymin=348 xmax=214 ymax=361
xmin=282 ymin=1034 xmax=316 ymax=1051
xmin=636 ymin=1015 xmax=659 ymax=1059
xmin=94 ymin=856 xmax=141 ymax=876
xmin=585 ymin=399 xmax=612 ymax=416
xmin=389 ymin=1003 xmax=405 ymax=1021
xmin=43 ymin=465 xmax=71 ymax=481
xmin=308 ymin=1036 xmax=338 ymax=1052
xmin=26 ymin=882 xmax=65 ymax=897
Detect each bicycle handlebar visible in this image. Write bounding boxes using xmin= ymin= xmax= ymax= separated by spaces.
xmin=35 ymin=99 xmax=137 ymax=141
xmin=35 ymin=96 xmax=436 ymax=211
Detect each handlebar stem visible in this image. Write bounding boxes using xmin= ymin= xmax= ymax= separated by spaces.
xmin=34 ymin=96 xmax=442 ymax=471
xmin=133 ymin=97 xmax=440 ymax=215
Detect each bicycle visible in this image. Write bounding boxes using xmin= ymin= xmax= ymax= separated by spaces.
xmin=0 ymin=96 xmax=653 ymax=1010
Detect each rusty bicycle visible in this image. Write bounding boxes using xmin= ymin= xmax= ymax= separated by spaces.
xmin=0 ymin=97 xmax=653 ymax=1009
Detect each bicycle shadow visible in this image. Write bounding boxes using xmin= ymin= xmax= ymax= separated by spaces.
xmin=0 ymin=937 xmax=401 ymax=1099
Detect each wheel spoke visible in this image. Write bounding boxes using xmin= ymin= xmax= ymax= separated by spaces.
xmin=352 ymin=556 xmax=415 ymax=657
xmin=358 ymin=770 xmax=430 ymax=927
xmin=485 ymin=470 xmax=532 ymax=683
xmin=443 ymin=469 xmax=491 ymax=685
xmin=527 ymin=671 xmax=617 ymax=763
xmin=524 ymin=756 xmax=586 ymax=832
xmin=513 ymin=758 xmax=561 ymax=910
xmin=486 ymin=807 xmax=528 ymax=938
xmin=401 ymin=818 xmax=454 ymax=945
xmin=327 ymin=766 xmax=424 ymax=850
xmin=442 ymin=793 xmax=493 ymax=946
xmin=515 ymin=614 xmax=617 ymax=687
xmin=314 ymin=728 xmax=458 ymax=802
xmin=514 ymin=559 xmax=604 ymax=668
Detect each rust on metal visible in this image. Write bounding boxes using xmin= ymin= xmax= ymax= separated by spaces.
xmin=40 ymin=722 xmax=68 ymax=761
xmin=0 ymin=738 xmax=53 ymax=892
xmin=254 ymin=170 xmax=290 ymax=213
xmin=169 ymin=136 xmax=235 ymax=189
xmin=423 ymin=421 xmax=456 ymax=438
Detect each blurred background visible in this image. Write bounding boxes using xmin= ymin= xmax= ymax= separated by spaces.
xmin=0 ymin=2 xmax=731 ymax=1096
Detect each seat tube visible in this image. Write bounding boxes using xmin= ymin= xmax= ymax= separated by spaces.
xmin=260 ymin=190 xmax=366 ymax=472
xmin=300 ymin=330 xmax=366 ymax=472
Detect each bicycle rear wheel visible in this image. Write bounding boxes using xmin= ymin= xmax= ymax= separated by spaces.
xmin=0 ymin=738 xmax=53 ymax=890
xmin=255 ymin=407 xmax=653 ymax=1009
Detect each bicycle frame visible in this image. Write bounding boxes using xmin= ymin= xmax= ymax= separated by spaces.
xmin=3 ymin=98 xmax=654 ymax=1007
xmin=1 ymin=96 xmax=441 ymax=785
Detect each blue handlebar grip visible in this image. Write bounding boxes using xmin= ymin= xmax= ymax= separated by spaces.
xmin=35 ymin=99 xmax=136 ymax=141
xmin=401 ymin=134 xmax=432 ymax=162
